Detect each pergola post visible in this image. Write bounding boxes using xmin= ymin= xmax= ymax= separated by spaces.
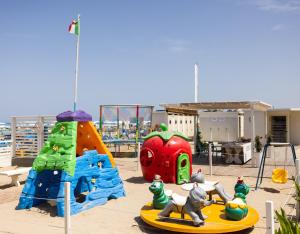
xmin=135 ymin=105 xmax=140 ymax=158
xmin=37 ymin=116 xmax=45 ymax=152
xmin=11 ymin=117 xmax=16 ymax=157
xmin=251 ymin=107 xmax=256 ymax=167
xmin=296 ymin=159 xmax=300 ymax=221
xmin=117 ymin=107 xmax=120 ymax=139
xmin=193 ymin=115 xmax=198 ymax=155
xmin=265 ymin=111 xmax=268 ymax=143
xmin=99 ymin=105 xmax=103 ymax=137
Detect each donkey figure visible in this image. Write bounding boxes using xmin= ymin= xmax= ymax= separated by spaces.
xmin=159 ymin=185 xmax=214 ymax=226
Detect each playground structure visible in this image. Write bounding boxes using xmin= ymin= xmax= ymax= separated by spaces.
xmin=141 ymin=176 xmax=259 ymax=233
xmin=255 ymin=142 xmax=297 ymax=190
xmin=140 ymin=123 xmax=192 ymax=184
xmin=140 ymin=202 xmax=259 ymax=233
xmin=159 ymin=184 xmax=215 ymax=226
xmin=99 ymin=104 xmax=153 ymax=142
xmin=225 ymin=177 xmax=250 ymax=221
xmin=16 ymin=110 xmax=125 ymax=217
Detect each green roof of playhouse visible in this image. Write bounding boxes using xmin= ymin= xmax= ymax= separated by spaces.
xmin=143 ymin=123 xmax=190 ymax=141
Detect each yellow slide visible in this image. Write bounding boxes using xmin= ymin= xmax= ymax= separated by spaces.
xmin=76 ymin=121 xmax=116 ymax=167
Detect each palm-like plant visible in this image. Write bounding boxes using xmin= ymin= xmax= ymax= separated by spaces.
xmin=275 ymin=181 xmax=300 ymax=234
xmin=275 ymin=208 xmax=300 ymax=234
xmin=295 ymin=180 xmax=300 ymax=203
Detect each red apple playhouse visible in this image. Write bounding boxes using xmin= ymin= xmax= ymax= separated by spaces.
xmin=140 ymin=123 xmax=192 ymax=184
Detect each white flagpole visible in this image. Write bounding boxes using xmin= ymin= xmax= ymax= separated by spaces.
xmin=194 ymin=63 xmax=199 ymax=103
xmin=73 ymin=14 xmax=80 ymax=112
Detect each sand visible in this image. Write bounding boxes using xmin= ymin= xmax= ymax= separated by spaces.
xmin=0 ymin=158 xmax=297 ymax=234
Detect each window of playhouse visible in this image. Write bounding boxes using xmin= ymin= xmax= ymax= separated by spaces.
xmin=74 ymin=176 xmax=90 ymax=203
xmin=140 ymin=149 xmax=154 ymax=167
xmin=181 ymin=159 xmax=187 ymax=168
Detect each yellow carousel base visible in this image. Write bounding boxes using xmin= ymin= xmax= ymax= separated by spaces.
xmin=140 ymin=202 xmax=259 ymax=233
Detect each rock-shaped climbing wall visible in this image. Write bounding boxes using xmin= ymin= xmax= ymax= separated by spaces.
xmin=17 ymin=150 xmax=125 ymax=216
xmin=17 ymin=110 xmax=125 ymax=216
xmin=32 ymin=121 xmax=77 ymax=176
xmin=58 ymin=150 xmax=125 ymax=216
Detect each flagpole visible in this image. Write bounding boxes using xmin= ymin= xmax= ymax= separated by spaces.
xmin=73 ymin=14 xmax=80 ymax=112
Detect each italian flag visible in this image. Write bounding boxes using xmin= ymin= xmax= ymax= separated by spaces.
xmin=68 ymin=19 xmax=80 ymax=36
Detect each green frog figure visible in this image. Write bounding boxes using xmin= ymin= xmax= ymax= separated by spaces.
xmin=149 ymin=175 xmax=170 ymax=209
xmin=225 ymin=176 xmax=250 ymax=221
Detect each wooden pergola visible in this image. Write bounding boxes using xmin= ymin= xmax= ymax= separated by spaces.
xmin=161 ymin=101 xmax=272 ymax=167
xmin=161 ymin=101 xmax=272 ymax=112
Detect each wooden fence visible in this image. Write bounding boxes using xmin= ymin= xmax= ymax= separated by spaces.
xmin=11 ymin=116 xmax=56 ymax=157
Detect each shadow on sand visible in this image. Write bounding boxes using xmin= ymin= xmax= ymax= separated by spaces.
xmin=133 ymin=216 xmax=175 ymax=234
xmin=27 ymin=203 xmax=58 ymax=217
xmin=134 ymin=216 xmax=255 ymax=234
xmin=261 ymin=187 xmax=281 ymax=193
xmin=125 ymin=176 xmax=148 ymax=184
xmin=0 ymin=181 xmax=25 ymax=190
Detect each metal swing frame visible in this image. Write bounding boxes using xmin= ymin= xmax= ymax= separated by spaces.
xmin=255 ymin=142 xmax=297 ymax=190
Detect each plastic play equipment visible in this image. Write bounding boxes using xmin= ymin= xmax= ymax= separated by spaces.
xmin=272 ymin=168 xmax=288 ymax=184
xmin=255 ymin=142 xmax=297 ymax=190
xmin=149 ymin=175 xmax=170 ymax=209
xmin=181 ymin=171 xmax=250 ymax=220
xmin=17 ymin=110 xmax=125 ymax=217
xmin=99 ymin=104 xmax=153 ymax=157
xmin=183 ymin=169 xmax=231 ymax=202
xmin=190 ymin=169 xmax=205 ymax=183
xmin=99 ymin=104 xmax=153 ymax=141
xmin=140 ymin=123 xmax=192 ymax=184
xmin=271 ymin=146 xmax=289 ymax=183
xmin=225 ymin=177 xmax=250 ymax=221
xmin=142 ymin=174 xmax=258 ymax=233
xmin=140 ymin=202 xmax=259 ymax=233
xmin=159 ymin=184 xmax=214 ymax=226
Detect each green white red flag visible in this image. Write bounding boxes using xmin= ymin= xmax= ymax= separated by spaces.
xmin=68 ymin=19 xmax=80 ymax=36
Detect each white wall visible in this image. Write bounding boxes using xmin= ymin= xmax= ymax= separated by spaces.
xmin=244 ymin=110 xmax=267 ymax=143
xmin=152 ymin=111 xmax=168 ymax=129
xmin=168 ymin=114 xmax=194 ymax=138
xmin=199 ymin=112 xmax=239 ymax=142
xmin=289 ymin=111 xmax=300 ymax=145
xmin=255 ymin=111 xmax=267 ymax=142
xmin=187 ymin=116 xmax=194 ymax=137
xmin=152 ymin=111 xmax=194 ymax=138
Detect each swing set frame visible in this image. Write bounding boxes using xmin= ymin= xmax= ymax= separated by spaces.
xmin=255 ymin=142 xmax=297 ymax=190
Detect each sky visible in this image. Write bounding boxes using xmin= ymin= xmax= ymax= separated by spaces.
xmin=0 ymin=0 xmax=300 ymax=122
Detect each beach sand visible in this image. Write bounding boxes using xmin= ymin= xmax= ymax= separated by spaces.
xmin=0 ymin=157 xmax=297 ymax=234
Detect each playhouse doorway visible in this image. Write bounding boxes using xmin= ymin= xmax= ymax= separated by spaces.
xmin=176 ymin=153 xmax=190 ymax=184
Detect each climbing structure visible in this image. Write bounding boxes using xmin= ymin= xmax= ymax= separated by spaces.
xmin=17 ymin=110 xmax=125 ymax=217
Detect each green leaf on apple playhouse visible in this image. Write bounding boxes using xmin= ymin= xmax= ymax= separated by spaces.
xmin=144 ymin=123 xmax=190 ymax=141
